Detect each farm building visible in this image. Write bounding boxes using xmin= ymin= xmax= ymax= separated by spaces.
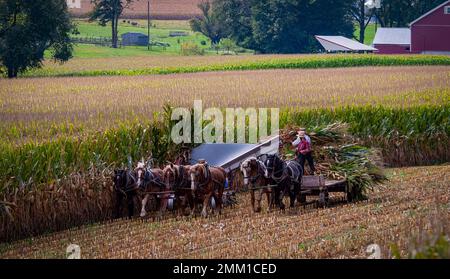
xmin=121 ymin=32 xmax=149 ymax=46
xmin=315 ymin=36 xmax=377 ymax=53
xmin=373 ymin=28 xmax=411 ymax=54
xmin=372 ymin=1 xmax=450 ymax=55
xmin=410 ymin=0 xmax=450 ymax=54
xmin=67 ymin=0 xmax=81 ymax=9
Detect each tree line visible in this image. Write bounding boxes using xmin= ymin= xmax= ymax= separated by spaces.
xmin=191 ymin=0 xmax=448 ymax=53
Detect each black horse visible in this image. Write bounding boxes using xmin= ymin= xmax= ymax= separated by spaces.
xmin=263 ymin=154 xmax=302 ymax=209
xmin=113 ymin=169 xmax=138 ymax=219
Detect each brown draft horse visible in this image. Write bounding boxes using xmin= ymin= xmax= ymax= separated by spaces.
xmin=135 ymin=162 xmax=167 ymax=218
xmin=240 ymin=157 xmax=272 ymax=213
xmin=162 ymin=163 xmax=194 ymax=215
xmin=189 ymin=162 xmax=226 ymax=218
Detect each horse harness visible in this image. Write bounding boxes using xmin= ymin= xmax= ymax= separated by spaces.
xmin=286 ymin=160 xmax=302 ymax=184
xmin=141 ymin=169 xmax=166 ymax=191
xmin=267 ymin=155 xmax=302 ymax=184
xmin=243 ymin=159 xmax=266 ymax=187
xmin=114 ymin=170 xmax=137 ymax=198
xmin=268 ymin=156 xmax=289 ymax=183
xmin=173 ymin=165 xmax=188 ymax=190
xmin=196 ymin=164 xmax=223 ymax=191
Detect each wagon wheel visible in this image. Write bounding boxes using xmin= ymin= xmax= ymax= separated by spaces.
xmin=345 ymin=182 xmax=354 ymax=202
xmin=298 ymin=194 xmax=307 ymax=204
xmin=318 ymin=190 xmax=329 ymax=208
xmin=346 ymin=191 xmax=353 ymax=203
xmin=149 ymin=195 xmax=159 ymax=212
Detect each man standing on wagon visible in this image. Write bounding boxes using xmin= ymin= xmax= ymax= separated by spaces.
xmin=292 ymin=128 xmax=316 ymax=174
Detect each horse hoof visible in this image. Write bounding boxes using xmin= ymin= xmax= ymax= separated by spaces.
xmin=254 ymin=207 xmax=262 ymax=213
xmin=201 ymin=211 xmax=208 ymax=218
xmin=140 ymin=212 xmax=147 ymax=218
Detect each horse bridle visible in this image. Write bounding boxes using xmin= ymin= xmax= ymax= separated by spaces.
xmin=242 ymin=159 xmax=265 ymax=185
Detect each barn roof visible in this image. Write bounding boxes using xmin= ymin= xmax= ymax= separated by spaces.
xmin=373 ymin=28 xmax=411 ymax=45
xmin=410 ymin=0 xmax=450 ymax=26
xmin=315 ymin=36 xmax=377 ymax=52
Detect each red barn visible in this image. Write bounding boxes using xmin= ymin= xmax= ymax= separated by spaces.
xmin=410 ymin=0 xmax=450 ymax=54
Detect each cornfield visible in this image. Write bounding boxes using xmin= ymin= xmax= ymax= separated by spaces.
xmin=1 ymin=58 xmax=449 ymax=253
xmin=284 ymin=105 xmax=450 ymax=166
xmin=2 ymin=66 xmax=449 ymax=143
xmin=1 ymin=165 xmax=448 ymax=258
xmin=19 ymin=54 xmax=450 ymax=78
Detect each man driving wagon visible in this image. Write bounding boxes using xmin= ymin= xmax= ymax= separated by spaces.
xmin=292 ymin=129 xmax=316 ymax=175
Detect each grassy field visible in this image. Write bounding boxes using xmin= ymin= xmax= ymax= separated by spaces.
xmin=61 ymin=19 xmax=212 ymax=58
xmin=2 ymin=66 xmax=449 ymax=143
xmin=354 ymin=23 xmax=377 ymax=45
xmin=1 ymin=165 xmax=448 ymax=259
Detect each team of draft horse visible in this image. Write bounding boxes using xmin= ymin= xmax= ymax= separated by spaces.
xmin=113 ymin=153 xmax=304 ymax=219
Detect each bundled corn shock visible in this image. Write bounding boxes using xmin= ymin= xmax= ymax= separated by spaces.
xmin=279 ymin=122 xmax=387 ymax=200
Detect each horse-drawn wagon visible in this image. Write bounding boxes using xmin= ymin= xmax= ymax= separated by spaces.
xmin=300 ymin=175 xmax=350 ymax=207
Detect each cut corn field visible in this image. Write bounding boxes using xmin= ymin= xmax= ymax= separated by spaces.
xmin=1 ymin=165 xmax=448 ymax=259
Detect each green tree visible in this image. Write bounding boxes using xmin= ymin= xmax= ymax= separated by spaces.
xmin=219 ymin=38 xmax=236 ymax=54
xmin=90 ymin=0 xmax=135 ymax=48
xmin=189 ymin=0 xmax=224 ymax=45
xmin=214 ymin=0 xmax=256 ymax=50
xmin=377 ymin=0 xmax=447 ymax=27
xmin=250 ymin=0 xmax=355 ymax=53
xmin=0 ymin=0 xmax=74 ymax=78
xmin=350 ymin=0 xmax=376 ymax=43
xmin=214 ymin=0 xmax=354 ymax=53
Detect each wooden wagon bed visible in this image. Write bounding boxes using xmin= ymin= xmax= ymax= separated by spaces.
xmin=299 ymin=175 xmax=351 ymax=207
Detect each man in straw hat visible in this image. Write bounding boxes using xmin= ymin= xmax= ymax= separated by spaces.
xmin=292 ymin=129 xmax=315 ymax=174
